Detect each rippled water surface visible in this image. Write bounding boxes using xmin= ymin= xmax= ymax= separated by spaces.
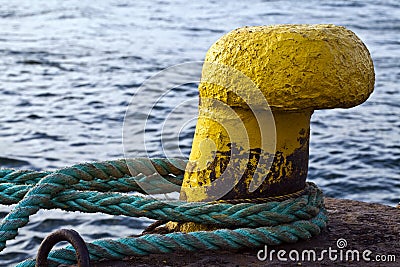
xmin=0 ymin=0 xmax=399 ymax=265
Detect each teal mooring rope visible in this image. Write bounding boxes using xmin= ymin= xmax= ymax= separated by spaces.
xmin=0 ymin=158 xmax=328 ymax=266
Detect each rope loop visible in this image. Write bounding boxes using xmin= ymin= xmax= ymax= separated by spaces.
xmin=0 ymin=158 xmax=328 ymax=266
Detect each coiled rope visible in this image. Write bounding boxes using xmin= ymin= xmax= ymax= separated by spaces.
xmin=0 ymin=158 xmax=327 ymax=266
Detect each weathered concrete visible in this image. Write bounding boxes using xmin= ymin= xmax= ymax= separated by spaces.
xmin=92 ymin=198 xmax=399 ymax=267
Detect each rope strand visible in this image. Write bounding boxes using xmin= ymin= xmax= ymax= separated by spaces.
xmin=0 ymin=158 xmax=327 ymax=266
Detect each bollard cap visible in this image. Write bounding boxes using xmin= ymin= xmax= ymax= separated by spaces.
xmin=201 ymin=24 xmax=375 ymax=111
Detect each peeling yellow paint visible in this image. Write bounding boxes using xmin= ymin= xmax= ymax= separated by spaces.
xmin=201 ymin=24 xmax=374 ymax=111
xmin=175 ymin=24 xmax=375 ymax=232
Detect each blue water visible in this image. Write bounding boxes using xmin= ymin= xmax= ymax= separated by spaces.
xmin=0 ymin=0 xmax=399 ymax=265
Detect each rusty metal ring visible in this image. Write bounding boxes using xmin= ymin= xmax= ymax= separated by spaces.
xmin=36 ymin=228 xmax=90 ymax=267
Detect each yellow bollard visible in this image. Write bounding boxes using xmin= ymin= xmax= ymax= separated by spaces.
xmin=174 ymin=24 xmax=374 ymax=232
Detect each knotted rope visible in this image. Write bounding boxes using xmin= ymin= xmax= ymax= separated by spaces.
xmin=0 ymin=158 xmax=327 ymax=266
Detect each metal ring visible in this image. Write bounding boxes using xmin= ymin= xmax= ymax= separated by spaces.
xmin=36 ymin=229 xmax=90 ymax=267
